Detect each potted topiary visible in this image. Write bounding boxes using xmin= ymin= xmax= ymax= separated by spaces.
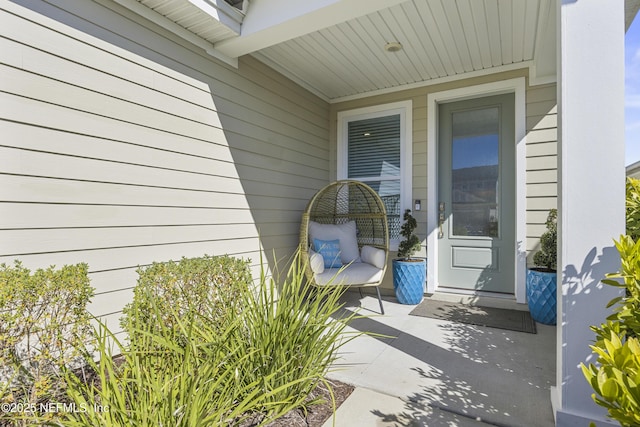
xmin=527 ymin=208 xmax=557 ymax=325
xmin=392 ymin=209 xmax=426 ymax=305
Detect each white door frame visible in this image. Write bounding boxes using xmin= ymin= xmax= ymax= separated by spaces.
xmin=427 ymin=77 xmax=527 ymax=303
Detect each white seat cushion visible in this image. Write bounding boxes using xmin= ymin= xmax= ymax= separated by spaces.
xmin=361 ymin=245 xmax=386 ymax=269
xmin=314 ymin=263 xmax=384 ymax=286
xmin=309 ymin=221 xmax=360 ymax=264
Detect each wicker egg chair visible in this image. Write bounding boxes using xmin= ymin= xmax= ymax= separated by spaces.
xmin=300 ymin=180 xmax=389 ymax=314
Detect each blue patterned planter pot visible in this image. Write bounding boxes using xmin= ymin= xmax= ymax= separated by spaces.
xmin=526 ymin=269 xmax=557 ymax=325
xmin=393 ymin=259 xmax=426 ymax=305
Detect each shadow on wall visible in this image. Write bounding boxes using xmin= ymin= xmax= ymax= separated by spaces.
xmin=560 ymin=245 xmax=623 ymax=402
xmin=10 ymin=0 xmax=330 ymax=276
xmin=211 ymin=55 xmax=331 ymax=272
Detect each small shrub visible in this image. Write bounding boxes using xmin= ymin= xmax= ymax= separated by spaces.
xmin=121 ymin=255 xmax=252 ymax=347
xmin=598 ymin=236 xmax=640 ymax=339
xmin=532 ymin=209 xmax=557 ymax=271
xmin=582 ymin=235 xmax=640 ymax=426
xmin=397 ymin=209 xmax=421 ymax=260
xmin=626 ymin=178 xmax=640 ymax=240
xmin=0 ymin=261 xmax=94 ymax=426
xmin=581 ymin=328 xmax=640 ymax=427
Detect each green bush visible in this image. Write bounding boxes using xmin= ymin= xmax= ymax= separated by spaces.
xmin=598 ymin=236 xmax=640 ymax=338
xmin=0 ymin=261 xmax=94 ymax=426
xmin=397 ymin=209 xmax=421 ymax=260
xmin=626 ymin=178 xmax=640 ymax=240
xmin=121 ymin=255 xmax=251 ymax=347
xmin=582 ymin=236 xmax=640 ymax=426
xmin=533 ymin=209 xmax=557 ymax=271
xmin=581 ymin=328 xmax=640 ymax=427
xmin=55 ymin=250 xmax=359 ymax=426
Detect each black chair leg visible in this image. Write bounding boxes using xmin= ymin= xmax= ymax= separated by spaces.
xmin=375 ymin=286 xmax=384 ymax=315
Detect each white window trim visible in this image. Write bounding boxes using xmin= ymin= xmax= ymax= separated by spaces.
xmin=337 ymin=100 xmax=413 ymax=250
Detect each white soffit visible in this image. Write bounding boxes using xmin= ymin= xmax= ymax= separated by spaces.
xmin=252 ymin=0 xmax=549 ymax=101
xmin=124 ymin=0 xmax=555 ymax=100
xmin=123 ymin=0 xmax=638 ymax=101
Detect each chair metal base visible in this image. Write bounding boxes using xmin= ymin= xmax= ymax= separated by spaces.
xmin=358 ymin=287 xmax=385 ymax=315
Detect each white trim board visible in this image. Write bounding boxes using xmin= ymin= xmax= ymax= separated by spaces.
xmin=426 ymin=77 xmax=527 ymax=303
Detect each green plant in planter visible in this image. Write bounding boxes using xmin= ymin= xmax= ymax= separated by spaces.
xmin=397 ymin=209 xmax=421 ymax=260
xmin=394 ymin=209 xmax=425 ymax=305
xmin=527 ymin=208 xmax=558 ymax=325
xmin=533 ymin=208 xmax=557 ymax=271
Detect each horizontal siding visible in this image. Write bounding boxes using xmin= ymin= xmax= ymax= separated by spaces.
xmin=0 ymin=1 xmax=330 ymax=321
xmin=2 ymin=242 xmax=265 ymax=281
xmin=525 ymin=84 xmax=558 ymax=262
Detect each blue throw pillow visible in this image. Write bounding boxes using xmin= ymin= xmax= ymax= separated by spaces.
xmin=313 ymin=238 xmax=342 ymax=268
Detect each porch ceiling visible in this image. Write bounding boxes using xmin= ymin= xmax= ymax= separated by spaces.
xmin=251 ymin=0 xmax=552 ymax=101
xmin=125 ymin=0 xmax=639 ymax=102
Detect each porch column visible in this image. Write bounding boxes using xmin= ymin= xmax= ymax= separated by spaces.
xmin=553 ymin=0 xmax=626 ymax=425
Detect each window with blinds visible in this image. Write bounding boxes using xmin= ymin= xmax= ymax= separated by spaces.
xmin=347 ymin=114 xmax=402 ymax=240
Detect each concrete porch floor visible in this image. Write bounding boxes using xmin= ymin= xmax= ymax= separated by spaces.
xmin=322 ymin=290 xmax=556 ymax=427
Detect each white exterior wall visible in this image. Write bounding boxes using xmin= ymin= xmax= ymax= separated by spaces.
xmin=0 ymin=0 xmax=329 ymax=325
xmin=553 ymin=0 xmax=626 ymax=425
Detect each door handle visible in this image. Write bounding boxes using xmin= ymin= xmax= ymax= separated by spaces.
xmin=438 ymin=202 xmax=445 ymax=238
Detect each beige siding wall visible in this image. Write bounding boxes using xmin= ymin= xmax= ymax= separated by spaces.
xmin=525 ymin=84 xmax=558 ymax=261
xmin=0 ymin=1 xmax=329 ymax=323
xmin=330 ymin=70 xmax=558 ymax=292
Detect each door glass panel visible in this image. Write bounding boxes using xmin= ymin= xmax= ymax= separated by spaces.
xmin=451 ymin=107 xmax=499 ymax=237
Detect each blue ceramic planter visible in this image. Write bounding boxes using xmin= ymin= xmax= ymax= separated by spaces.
xmin=526 ymin=269 xmax=557 ymax=325
xmin=393 ymin=259 xmax=426 ymax=305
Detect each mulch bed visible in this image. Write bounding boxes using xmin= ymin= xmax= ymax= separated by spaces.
xmin=262 ymin=379 xmax=354 ymax=427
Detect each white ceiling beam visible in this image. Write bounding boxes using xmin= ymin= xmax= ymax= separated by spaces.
xmin=530 ymin=0 xmax=556 ymax=85
xmin=215 ymin=0 xmax=411 ymax=58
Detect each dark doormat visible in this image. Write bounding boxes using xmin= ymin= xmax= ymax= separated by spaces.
xmin=409 ymin=299 xmax=537 ymax=334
